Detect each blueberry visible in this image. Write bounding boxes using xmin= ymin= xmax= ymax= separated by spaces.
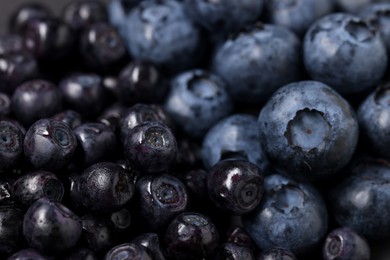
xmin=73 ymin=122 xmax=117 ymax=167
xmin=132 ymin=233 xmax=166 ymax=260
xmin=226 ymin=226 xmax=257 ymax=253
xmin=242 ymin=174 xmax=328 ymax=255
xmin=257 ymin=248 xmax=297 ymax=260
xmin=23 ymin=197 xmax=82 ymax=253
xmin=264 ymin=0 xmax=334 ymax=36
xmin=202 ymin=114 xmax=270 ymax=172
xmin=62 ymin=0 xmax=108 ymax=32
xmin=258 ymin=81 xmax=359 ymax=182
xmin=0 ymin=120 xmax=24 ymax=171
xmin=211 ymin=23 xmax=302 ymax=104
xmin=9 ymin=3 xmax=52 ymax=34
xmin=357 ymin=82 xmax=390 ymax=158
xmin=164 ymin=212 xmax=219 ymax=260
xmin=104 ymin=242 xmax=153 ymax=260
xmin=81 ymin=214 xmax=115 ymax=253
xmin=135 ymin=174 xmax=189 ymax=230
xmin=183 ymin=0 xmax=263 ymax=35
xmin=109 ymin=208 xmax=131 ymax=233
xmin=207 ymin=159 xmax=264 ymax=215
xmin=0 ymin=93 xmax=11 ymax=117
xmin=333 ymin=0 xmax=373 ymax=13
xmin=79 ymin=22 xmax=128 ymax=73
xmin=117 ymin=60 xmax=167 ymax=105
xmin=52 ymin=110 xmax=83 ymax=130
xmin=72 ymin=162 xmax=135 ymax=213
xmin=303 ymin=13 xmax=387 ymax=94
xmin=164 ymin=69 xmax=233 ymax=139
xmin=98 ymin=103 xmax=127 ymax=134
xmin=0 ymin=206 xmax=23 ymax=254
xmin=214 ymin=242 xmax=255 ymax=260
xmin=7 ymin=248 xmax=49 ymax=260
xmin=123 ymin=0 xmax=202 ymax=73
xmin=12 ymin=170 xmax=64 ymax=208
xmin=12 ymin=80 xmax=62 ymax=126
xmin=23 ymin=119 xmax=77 ymax=171
xmin=59 ymin=73 xmax=107 ymax=119
xmin=124 ymin=121 xmax=178 ymax=174
xmin=0 ymin=51 xmax=38 ymax=95
xmin=322 ymin=227 xmax=370 ymax=260
xmin=328 ymin=157 xmax=390 ymax=240
xmin=0 ymin=34 xmax=24 ymax=55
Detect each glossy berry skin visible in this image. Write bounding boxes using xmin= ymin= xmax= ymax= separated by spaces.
xmin=59 ymin=73 xmax=107 ymax=119
xmin=184 ymin=0 xmax=263 ymax=35
xmin=214 ymin=243 xmax=255 ymax=260
xmin=303 ymin=13 xmax=387 ymax=94
xmin=212 ymin=23 xmax=302 ymax=104
xmin=328 ymin=157 xmax=390 ymax=240
xmin=74 ymin=122 xmax=117 ymax=167
xmin=104 ymin=242 xmax=153 ymax=260
xmin=358 ymin=83 xmax=390 ymax=158
xmin=0 ymin=34 xmax=24 ymax=55
xmin=202 ymin=114 xmax=269 ymax=172
xmin=23 ymin=17 xmax=75 ymax=61
xmin=7 ymin=248 xmax=49 ymax=260
xmin=0 ymin=120 xmax=24 ymax=171
xmin=242 ymin=174 xmax=328 ymax=256
xmin=12 ymin=170 xmax=64 ymax=208
xmin=164 ymin=69 xmax=233 ymax=139
xmin=23 ymin=119 xmax=77 ymax=171
xmin=135 ymin=174 xmax=189 ymax=230
xmin=258 ymin=81 xmax=359 ymax=182
xmin=207 ymin=159 xmax=264 ymax=215
xmin=23 ymin=198 xmax=82 ymax=253
xmin=360 ymin=3 xmax=390 ymax=55
xmin=62 ymin=0 xmax=108 ymax=32
xmin=12 ymin=79 xmax=62 ymax=126
xmin=257 ymin=248 xmax=297 ymax=260
xmin=0 ymin=206 xmax=23 ymax=254
xmin=164 ymin=212 xmax=219 ymax=260
xmin=81 ymin=214 xmax=115 ymax=253
xmin=124 ymin=121 xmax=178 ymax=174
xmin=322 ymin=227 xmax=370 ymax=260
xmin=119 ymin=103 xmax=173 ymax=143
xmin=9 ymin=3 xmax=52 ymax=34
xmin=264 ymin=0 xmax=334 ymax=36
xmin=124 ymin=0 xmax=201 ymax=73
xmin=72 ymin=162 xmax=135 ymax=213
xmin=98 ymin=103 xmax=126 ymax=133
xmin=132 ymin=233 xmax=166 ymax=260
xmin=52 ymin=110 xmax=82 ymax=130
xmin=79 ymin=22 xmax=128 ymax=73
xmin=0 ymin=51 xmax=38 ymax=94
xmin=117 ymin=60 xmax=167 ymax=105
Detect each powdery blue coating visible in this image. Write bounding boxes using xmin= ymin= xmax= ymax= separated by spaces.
xmin=242 ymin=174 xmax=328 ymax=256
xmin=358 ymin=83 xmax=390 ymax=158
xmin=183 ymin=0 xmax=263 ymax=34
xmin=212 ymin=24 xmax=302 ymax=104
xmin=258 ymin=81 xmax=359 ymax=182
xmin=264 ymin=0 xmax=334 ymax=36
xmin=202 ymin=114 xmax=269 ymax=173
xmin=164 ymin=69 xmax=233 ymax=139
xmin=303 ymin=13 xmax=387 ymax=94
xmin=328 ymin=158 xmax=390 ymax=240
xmin=123 ymin=0 xmax=201 ymax=73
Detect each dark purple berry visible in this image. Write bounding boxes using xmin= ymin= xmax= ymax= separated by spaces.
xmin=0 ymin=93 xmax=11 ymax=117
xmin=23 ymin=197 xmax=82 ymax=253
xmin=132 ymin=233 xmax=166 ymax=260
xmin=214 ymin=243 xmax=256 ymax=260
xmin=124 ymin=121 xmax=178 ymax=174
xmin=257 ymin=248 xmax=298 ymax=260
xmin=7 ymin=248 xmax=49 ymax=260
xmin=110 ymin=208 xmax=131 ymax=232
xmin=23 ymin=119 xmax=77 ymax=171
xmin=104 ymin=242 xmax=153 ymax=260
xmin=0 ymin=120 xmax=24 ymax=171
xmin=81 ymin=214 xmax=115 ymax=253
xmin=52 ymin=110 xmax=83 ymax=130
xmin=9 ymin=3 xmax=52 ymax=34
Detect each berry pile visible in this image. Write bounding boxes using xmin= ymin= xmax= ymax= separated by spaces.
xmin=1 ymin=0 xmax=390 ymax=259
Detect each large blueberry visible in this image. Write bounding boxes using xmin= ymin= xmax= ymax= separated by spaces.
xmin=328 ymin=157 xmax=390 ymax=240
xmin=258 ymin=81 xmax=358 ymax=182
xmin=164 ymin=69 xmax=233 ymax=139
xmin=303 ymin=13 xmax=387 ymax=94
xmin=183 ymin=0 xmax=263 ymax=34
xmin=202 ymin=114 xmax=269 ymax=173
xmin=123 ymin=0 xmax=202 ymax=73
xmin=242 ymin=174 xmax=328 ymax=256
xmin=23 ymin=198 xmax=82 ymax=253
xmin=211 ymin=23 xmax=302 ymax=104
